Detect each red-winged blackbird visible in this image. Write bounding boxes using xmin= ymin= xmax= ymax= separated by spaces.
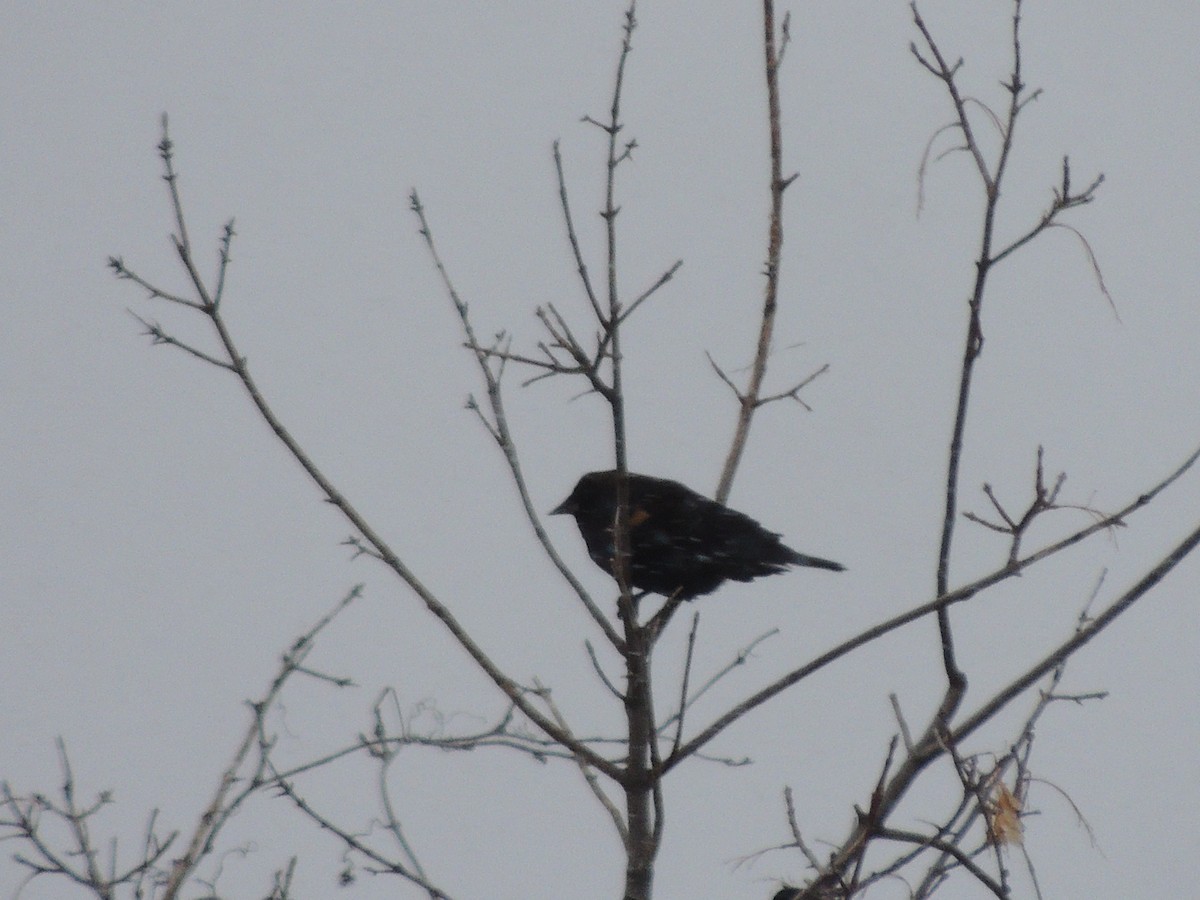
xmin=551 ymin=470 xmax=844 ymax=599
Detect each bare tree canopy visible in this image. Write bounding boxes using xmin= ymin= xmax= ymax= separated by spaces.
xmin=3 ymin=3 xmax=1199 ymax=899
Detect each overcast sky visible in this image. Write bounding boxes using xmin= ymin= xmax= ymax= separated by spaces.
xmin=3 ymin=3 xmax=1199 ymax=899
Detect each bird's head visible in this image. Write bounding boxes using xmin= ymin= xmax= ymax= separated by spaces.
xmin=550 ymin=470 xmax=617 ymax=519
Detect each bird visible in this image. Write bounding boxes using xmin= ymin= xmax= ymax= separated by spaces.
xmin=551 ymin=470 xmax=844 ymax=599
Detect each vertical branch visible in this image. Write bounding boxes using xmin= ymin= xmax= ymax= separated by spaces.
xmin=919 ymin=0 xmax=1030 ymax=715
xmin=715 ymin=0 xmax=790 ymax=504
xmin=604 ymin=6 xmax=634 ymax=484
xmin=590 ymin=5 xmax=659 ymax=899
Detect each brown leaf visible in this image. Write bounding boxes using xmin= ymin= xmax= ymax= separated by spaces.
xmin=987 ymin=781 xmax=1024 ymax=846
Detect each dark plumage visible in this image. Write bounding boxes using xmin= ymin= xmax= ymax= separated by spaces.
xmin=551 ymin=470 xmax=844 ymax=599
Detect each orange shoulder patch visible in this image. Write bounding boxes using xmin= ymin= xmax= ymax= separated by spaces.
xmin=629 ymin=507 xmax=652 ymax=527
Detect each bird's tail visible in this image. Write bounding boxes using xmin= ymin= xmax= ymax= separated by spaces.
xmin=790 ymin=552 xmax=845 ymax=572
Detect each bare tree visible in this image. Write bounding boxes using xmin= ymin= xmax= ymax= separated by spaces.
xmin=4 ymin=3 xmax=1197 ymax=899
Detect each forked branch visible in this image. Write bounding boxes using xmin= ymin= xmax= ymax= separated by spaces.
xmin=113 ymin=118 xmax=622 ymax=783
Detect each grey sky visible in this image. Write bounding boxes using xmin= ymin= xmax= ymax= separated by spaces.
xmin=3 ymin=3 xmax=1199 ymax=898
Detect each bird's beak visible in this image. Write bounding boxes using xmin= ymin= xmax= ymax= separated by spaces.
xmin=550 ymin=498 xmax=573 ymax=516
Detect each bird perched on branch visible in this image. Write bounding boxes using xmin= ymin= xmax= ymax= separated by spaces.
xmin=551 ymin=470 xmax=844 ymax=599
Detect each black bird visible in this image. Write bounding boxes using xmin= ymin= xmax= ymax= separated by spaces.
xmin=551 ymin=470 xmax=844 ymax=599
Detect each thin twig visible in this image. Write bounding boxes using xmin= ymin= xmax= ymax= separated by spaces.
xmin=784 ymin=785 xmax=826 ymax=874
xmin=586 ymin=639 xmax=625 ymax=700
xmin=890 ymin=694 xmax=914 ymax=754
xmin=537 ymin=680 xmax=630 ymax=848
xmin=656 ymin=628 xmax=779 ymax=739
xmin=874 ymin=827 xmax=1007 ymax=898
xmin=553 ymin=140 xmax=604 ymax=323
xmin=410 ymin=192 xmax=623 ymax=651
xmin=115 ymin=121 xmax=622 ymax=778
xmin=614 ymin=258 xmax=683 ymax=326
xmin=670 ymin=613 xmax=701 ymax=757
xmin=715 ymin=0 xmax=794 ymax=505
xmin=951 ymin=520 xmax=1200 ymax=744
xmin=663 ymin=439 xmax=1200 ymax=773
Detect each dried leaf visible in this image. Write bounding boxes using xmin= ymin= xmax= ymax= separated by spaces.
xmin=988 ymin=781 xmax=1024 ymax=846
